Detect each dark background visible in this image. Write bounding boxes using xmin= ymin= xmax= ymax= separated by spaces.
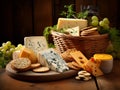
xmin=1 ymin=0 xmax=120 ymax=45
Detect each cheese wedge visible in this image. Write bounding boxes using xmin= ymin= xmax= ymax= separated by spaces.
xmin=24 ymin=36 xmax=48 ymax=54
xmin=57 ymin=18 xmax=88 ymax=30
xmin=37 ymin=48 xmax=69 ymax=73
xmin=19 ymin=47 xmax=38 ymax=64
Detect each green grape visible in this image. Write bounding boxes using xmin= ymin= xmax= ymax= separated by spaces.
xmin=99 ymin=21 xmax=105 ymax=27
xmin=6 ymin=50 xmax=12 ymax=57
xmin=6 ymin=41 xmax=12 ymax=47
xmin=91 ymin=16 xmax=98 ymax=21
xmin=17 ymin=44 xmax=23 ymax=50
xmin=1 ymin=49 xmax=6 ymax=54
xmin=91 ymin=20 xmax=99 ymax=26
xmin=103 ymin=18 xmax=110 ymax=25
xmin=9 ymin=48 xmax=15 ymax=53
xmin=10 ymin=45 xmax=16 ymax=48
xmin=103 ymin=24 xmax=110 ymax=30
xmin=0 ymin=47 xmax=3 ymax=50
xmin=2 ymin=44 xmax=8 ymax=51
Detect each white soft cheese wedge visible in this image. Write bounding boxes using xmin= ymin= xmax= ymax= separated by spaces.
xmin=57 ymin=18 xmax=88 ymax=30
xmin=24 ymin=36 xmax=48 ymax=54
xmin=37 ymin=48 xmax=69 ymax=73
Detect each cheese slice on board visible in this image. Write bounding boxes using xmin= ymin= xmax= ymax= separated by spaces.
xmin=57 ymin=18 xmax=88 ymax=30
xmin=37 ymin=48 xmax=69 ymax=73
xmin=24 ymin=36 xmax=48 ymax=54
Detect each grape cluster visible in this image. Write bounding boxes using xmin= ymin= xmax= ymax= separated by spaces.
xmin=0 ymin=41 xmax=23 ymax=68
xmin=91 ymin=16 xmax=99 ymax=27
xmin=91 ymin=16 xmax=110 ymax=30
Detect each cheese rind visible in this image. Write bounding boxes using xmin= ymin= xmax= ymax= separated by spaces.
xmin=93 ymin=54 xmax=113 ymax=73
xmin=93 ymin=54 xmax=113 ymax=60
xmin=37 ymin=48 xmax=69 ymax=73
xmin=57 ymin=18 xmax=88 ymax=30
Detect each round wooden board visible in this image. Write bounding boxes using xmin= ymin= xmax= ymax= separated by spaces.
xmin=5 ymin=62 xmax=78 ymax=82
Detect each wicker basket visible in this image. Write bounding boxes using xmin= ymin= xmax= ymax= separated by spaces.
xmin=51 ymin=31 xmax=109 ymax=59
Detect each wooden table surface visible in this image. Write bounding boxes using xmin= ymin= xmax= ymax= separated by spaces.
xmin=0 ymin=60 xmax=120 ymax=90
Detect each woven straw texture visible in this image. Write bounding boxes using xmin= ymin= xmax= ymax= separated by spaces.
xmin=51 ymin=31 xmax=109 ymax=58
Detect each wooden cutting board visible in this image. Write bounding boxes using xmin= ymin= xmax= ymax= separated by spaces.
xmin=5 ymin=62 xmax=78 ymax=82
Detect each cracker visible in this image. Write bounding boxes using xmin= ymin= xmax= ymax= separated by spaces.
xmin=11 ymin=58 xmax=31 ymax=72
xmin=70 ymin=50 xmax=88 ymax=67
xmin=61 ymin=48 xmax=77 ymax=62
xmin=30 ymin=63 xmax=41 ymax=69
xmin=32 ymin=67 xmax=49 ymax=73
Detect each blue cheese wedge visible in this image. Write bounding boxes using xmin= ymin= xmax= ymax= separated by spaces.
xmin=24 ymin=36 xmax=48 ymax=54
xmin=65 ymin=26 xmax=80 ymax=36
xmin=37 ymin=48 xmax=69 ymax=73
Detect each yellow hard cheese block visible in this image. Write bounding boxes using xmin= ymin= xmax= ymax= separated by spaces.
xmin=57 ymin=18 xmax=88 ymax=30
xmin=93 ymin=54 xmax=113 ymax=74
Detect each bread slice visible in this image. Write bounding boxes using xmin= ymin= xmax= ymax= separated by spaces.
xmin=11 ymin=58 xmax=31 ymax=72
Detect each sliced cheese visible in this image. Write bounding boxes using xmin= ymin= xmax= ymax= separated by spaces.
xmin=57 ymin=18 xmax=88 ymax=30
xmin=19 ymin=47 xmax=38 ymax=64
xmin=24 ymin=36 xmax=48 ymax=54
xmin=37 ymin=48 xmax=69 ymax=73
xmin=70 ymin=50 xmax=88 ymax=67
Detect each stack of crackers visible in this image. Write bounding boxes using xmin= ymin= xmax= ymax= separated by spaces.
xmin=61 ymin=48 xmax=103 ymax=77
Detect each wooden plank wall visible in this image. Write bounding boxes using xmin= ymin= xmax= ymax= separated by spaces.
xmin=75 ymin=0 xmax=119 ymax=27
xmin=1 ymin=0 xmax=53 ymax=45
xmin=1 ymin=0 xmax=119 ymax=45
